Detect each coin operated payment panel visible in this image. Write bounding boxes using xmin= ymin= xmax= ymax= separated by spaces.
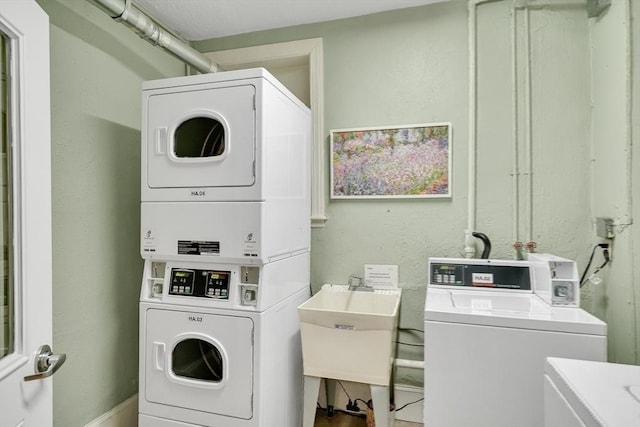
xmin=527 ymin=253 xmax=580 ymax=307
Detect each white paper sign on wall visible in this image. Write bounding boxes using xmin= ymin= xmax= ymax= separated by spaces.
xmin=364 ymin=264 xmax=398 ymax=289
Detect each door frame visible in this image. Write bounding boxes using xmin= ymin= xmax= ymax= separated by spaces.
xmin=204 ymin=38 xmax=326 ymax=227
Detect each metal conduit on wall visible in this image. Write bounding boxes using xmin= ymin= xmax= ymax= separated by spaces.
xmin=89 ymin=0 xmax=219 ymax=74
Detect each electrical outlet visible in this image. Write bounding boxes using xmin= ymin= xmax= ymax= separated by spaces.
xmin=596 ymin=217 xmax=614 ymax=239
xmin=346 ymin=401 xmax=360 ymax=412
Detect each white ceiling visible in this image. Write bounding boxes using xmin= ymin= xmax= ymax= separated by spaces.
xmin=133 ymin=0 xmax=448 ymax=41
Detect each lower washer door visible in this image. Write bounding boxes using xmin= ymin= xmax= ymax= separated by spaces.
xmin=144 ymin=308 xmax=254 ymax=419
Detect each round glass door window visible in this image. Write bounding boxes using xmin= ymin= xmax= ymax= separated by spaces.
xmin=172 ymin=338 xmax=223 ymax=382
xmin=174 ymin=117 xmax=225 ymax=158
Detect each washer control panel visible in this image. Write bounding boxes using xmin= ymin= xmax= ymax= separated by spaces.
xmin=169 ymin=268 xmax=230 ymax=300
xmin=430 ymin=259 xmax=532 ymax=290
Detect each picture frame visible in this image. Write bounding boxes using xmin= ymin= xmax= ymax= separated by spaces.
xmin=330 ymin=122 xmax=452 ymax=199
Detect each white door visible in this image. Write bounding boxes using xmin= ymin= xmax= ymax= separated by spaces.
xmin=0 ymin=2 xmax=58 ymax=427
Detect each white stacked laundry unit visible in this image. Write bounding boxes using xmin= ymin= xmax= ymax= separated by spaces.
xmin=137 ymin=69 xmax=311 ymax=427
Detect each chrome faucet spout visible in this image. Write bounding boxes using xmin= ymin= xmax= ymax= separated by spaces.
xmin=347 ymin=275 xmax=373 ymax=291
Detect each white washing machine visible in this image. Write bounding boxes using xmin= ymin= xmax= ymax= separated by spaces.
xmin=544 ymin=357 xmax=640 ymax=427
xmin=424 ymin=258 xmax=607 ymax=427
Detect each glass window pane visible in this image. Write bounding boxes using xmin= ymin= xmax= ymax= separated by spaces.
xmin=174 ymin=117 xmax=225 ymax=158
xmin=172 ymin=338 xmax=223 ymax=382
xmin=0 ymin=32 xmax=12 ymax=360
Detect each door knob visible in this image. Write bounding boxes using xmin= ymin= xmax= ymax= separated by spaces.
xmin=23 ymin=344 xmax=67 ymax=381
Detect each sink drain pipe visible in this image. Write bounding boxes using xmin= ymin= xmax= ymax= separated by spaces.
xmin=89 ymin=0 xmax=219 ymax=74
xmin=394 ymin=358 xmax=424 ymax=370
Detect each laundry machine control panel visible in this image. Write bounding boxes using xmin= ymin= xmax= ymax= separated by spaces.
xmin=169 ymin=268 xmax=230 ymax=300
xmin=429 ymin=259 xmax=532 ymax=290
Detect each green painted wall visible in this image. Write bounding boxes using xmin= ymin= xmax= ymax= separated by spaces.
xmin=195 ymin=0 xmax=640 ymax=382
xmin=585 ymin=0 xmax=640 ymax=364
xmin=35 ymin=1 xmax=184 ymax=425
xmin=633 ymin=0 xmax=640 ymax=366
xmin=28 ymin=0 xmax=639 ymax=424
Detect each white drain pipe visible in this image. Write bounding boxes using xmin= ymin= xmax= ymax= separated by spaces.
xmin=394 ymin=358 xmax=424 ymax=370
xmin=465 ymin=0 xmax=478 ymax=258
xmin=510 ymin=4 xmax=520 ymax=251
xmin=89 ymin=0 xmax=219 ymax=74
xmin=465 ymin=0 xmax=504 ymax=258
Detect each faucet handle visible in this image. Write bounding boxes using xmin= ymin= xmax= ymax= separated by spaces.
xmin=348 ymin=275 xmax=363 ymax=289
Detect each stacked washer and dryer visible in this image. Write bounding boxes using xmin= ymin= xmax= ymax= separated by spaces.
xmin=137 ymin=69 xmax=311 ymax=427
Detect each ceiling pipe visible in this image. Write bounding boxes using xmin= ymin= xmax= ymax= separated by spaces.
xmin=89 ymin=0 xmax=219 ymax=74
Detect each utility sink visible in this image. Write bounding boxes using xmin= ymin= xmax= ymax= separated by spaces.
xmin=297 ymin=284 xmax=401 ymax=385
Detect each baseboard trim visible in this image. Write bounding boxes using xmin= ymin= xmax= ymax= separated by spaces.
xmin=82 ymin=386 xmax=423 ymax=425
xmin=394 ymin=384 xmax=424 ymax=423
xmin=85 ymin=394 xmax=138 ymax=427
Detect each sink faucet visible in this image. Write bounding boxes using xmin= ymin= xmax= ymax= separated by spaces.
xmin=348 ymin=275 xmax=373 ymax=292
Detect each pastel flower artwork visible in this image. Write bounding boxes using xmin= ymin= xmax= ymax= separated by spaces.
xmin=331 ymin=123 xmax=451 ymax=198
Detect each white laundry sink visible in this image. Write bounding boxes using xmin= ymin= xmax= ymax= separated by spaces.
xmin=298 ymin=284 xmax=401 ymax=385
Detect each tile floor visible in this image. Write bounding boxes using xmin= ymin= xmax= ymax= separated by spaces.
xmin=314 ymin=409 xmax=422 ymax=426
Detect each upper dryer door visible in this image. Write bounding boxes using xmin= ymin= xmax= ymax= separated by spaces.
xmin=146 ymin=84 xmax=256 ymax=189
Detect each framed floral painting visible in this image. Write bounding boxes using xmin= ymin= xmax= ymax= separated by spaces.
xmin=330 ymin=122 xmax=451 ymax=199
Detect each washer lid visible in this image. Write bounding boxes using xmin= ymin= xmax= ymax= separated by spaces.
xmin=545 ymin=357 xmax=640 ymax=427
xmin=424 ymin=288 xmax=606 ymax=335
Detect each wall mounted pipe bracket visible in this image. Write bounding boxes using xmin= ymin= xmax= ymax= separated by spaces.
xmin=587 ymin=0 xmax=611 ymax=18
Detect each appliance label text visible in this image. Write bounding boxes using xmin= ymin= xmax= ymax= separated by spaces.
xmin=472 ymin=273 xmax=494 ymax=286
xmin=242 ymin=231 xmax=259 ymax=257
xmin=178 ymin=240 xmax=220 ymax=256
